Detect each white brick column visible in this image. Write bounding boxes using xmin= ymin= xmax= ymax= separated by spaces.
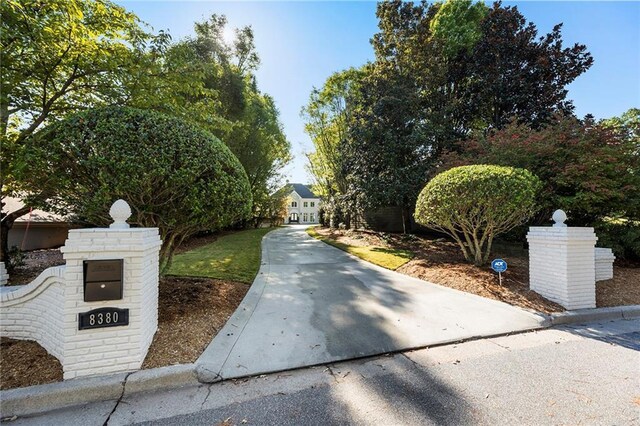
xmin=526 ymin=210 xmax=597 ymax=310
xmin=59 ymin=200 xmax=161 ymax=379
xmin=0 ymin=262 xmax=8 ymax=286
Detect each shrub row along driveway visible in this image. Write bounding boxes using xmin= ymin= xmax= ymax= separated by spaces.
xmin=197 ymin=225 xmax=547 ymax=380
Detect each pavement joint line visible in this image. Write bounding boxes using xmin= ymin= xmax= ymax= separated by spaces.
xmin=102 ymin=371 xmax=133 ymax=426
xmin=399 ymin=352 xmax=422 ymax=370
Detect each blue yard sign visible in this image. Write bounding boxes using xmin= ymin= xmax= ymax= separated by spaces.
xmin=491 ymin=259 xmax=507 ymax=273
xmin=491 ymin=259 xmax=507 ymax=286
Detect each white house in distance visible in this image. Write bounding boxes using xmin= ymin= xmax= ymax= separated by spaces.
xmin=285 ymin=184 xmax=320 ymax=224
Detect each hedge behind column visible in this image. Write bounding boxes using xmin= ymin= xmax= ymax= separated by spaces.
xmin=16 ymin=106 xmax=252 ymax=265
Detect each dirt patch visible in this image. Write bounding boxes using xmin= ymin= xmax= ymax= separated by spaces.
xmin=0 ymin=338 xmax=63 ymax=390
xmin=0 ymin=276 xmax=248 ymax=389
xmin=314 ymin=227 xmax=391 ymax=249
xmin=143 ymin=276 xmax=248 ymax=368
xmin=313 ymin=227 xmax=639 ymax=314
xmin=596 ymin=267 xmax=640 ymax=307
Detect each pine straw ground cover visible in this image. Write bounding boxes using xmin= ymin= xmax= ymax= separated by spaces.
xmin=0 ymin=229 xmax=273 ymax=390
xmin=311 ymin=227 xmax=640 ymax=314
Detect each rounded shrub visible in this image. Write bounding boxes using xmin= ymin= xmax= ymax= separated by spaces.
xmin=17 ymin=106 xmax=252 ymax=267
xmin=415 ymin=165 xmax=541 ymax=265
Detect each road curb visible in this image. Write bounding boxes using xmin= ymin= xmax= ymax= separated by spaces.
xmin=124 ymin=363 xmax=199 ymax=396
xmin=549 ymin=305 xmax=640 ymax=325
xmin=3 ymin=305 xmax=638 ymax=419
xmin=0 ymin=364 xmax=197 ymax=419
xmin=0 ymin=372 xmax=126 ymax=419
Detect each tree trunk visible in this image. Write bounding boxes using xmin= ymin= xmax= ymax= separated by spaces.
xmin=0 ymin=206 xmax=32 ymax=266
xmin=401 ymin=207 xmax=412 ymax=234
xmin=482 ymin=236 xmax=495 ymax=265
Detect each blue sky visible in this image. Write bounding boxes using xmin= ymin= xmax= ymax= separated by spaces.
xmin=118 ymin=1 xmax=640 ymax=184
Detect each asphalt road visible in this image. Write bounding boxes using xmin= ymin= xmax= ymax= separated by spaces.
xmin=13 ymin=318 xmax=640 ymax=426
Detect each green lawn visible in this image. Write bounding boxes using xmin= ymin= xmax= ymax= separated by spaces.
xmin=167 ymin=228 xmax=275 ymax=283
xmin=306 ymin=227 xmax=413 ymax=270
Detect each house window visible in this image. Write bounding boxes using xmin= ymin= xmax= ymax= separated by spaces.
xmin=303 ymin=202 xmax=308 ymax=208
xmin=303 ymin=213 xmax=308 ymax=222
xmin=291 ymin=201 xmax=297 ymax=207
xmin=310 ymin=213 xmax=315 ymax=222
xmin=310 ymin=202 xmax=315 ymax=207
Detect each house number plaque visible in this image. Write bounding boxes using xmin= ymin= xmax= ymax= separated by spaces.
xmin=78 ymin=307 xmax=129 ymax=330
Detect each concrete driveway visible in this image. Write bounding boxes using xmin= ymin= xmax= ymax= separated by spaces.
xmin=196 ymin=225 xmax=547 ymax=382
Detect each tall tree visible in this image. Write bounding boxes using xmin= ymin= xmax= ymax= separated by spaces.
xmin=302 ymin=68 xmax=365 ymax=202
xmin=1 ymin=0 xmax=154 ymax=263
xmin=124 ymin=14 xmax=291 ymax=227
xmin=429 ymin=0 xmax=488 ymax=58
xmin=226 ymin=88 xmax=291 ymax=226
xmin=459 ymin=2 xmax=593 ymax=130
xmin=344 ymin=1 xmax=448 ymax=232
xmin=315 ymin=0 xmax=594 ymax=232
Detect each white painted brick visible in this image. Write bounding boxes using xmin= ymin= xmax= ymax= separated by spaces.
xmin=527 ymin=225 xmax=605 ymax=310
xmin=1 ymin=220 xmax=160 ymax=380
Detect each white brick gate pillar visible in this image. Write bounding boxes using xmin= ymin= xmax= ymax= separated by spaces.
xmin=0 ymin=262 xmax=8 ymax=286
xmin=59 ymin=200 xmax=162 ymax=379
xmin=526 ymin=210 xmax=597 ymax=310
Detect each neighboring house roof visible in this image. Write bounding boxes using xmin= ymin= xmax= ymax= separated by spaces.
xmin=287 ymin=183 xmax=319 ymax=199
xmin=1 ymin=197 xmax=68 ymax=223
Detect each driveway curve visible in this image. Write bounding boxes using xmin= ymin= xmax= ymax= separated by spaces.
xmin=196 ymin=225 xmax=547 ymax=381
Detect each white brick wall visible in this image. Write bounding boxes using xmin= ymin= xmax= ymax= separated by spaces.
xmin=0 ymin=225 xmax=161 ymax=380
xmin=0 ymin=262 xmax=8 ymax=286
xmin=0 ymin=266 xmax=66 ymax=360
xmin=595 ymin=248 xmax=615 ymax=281
xmin=527 ymin=227 xmax=598 ymax=310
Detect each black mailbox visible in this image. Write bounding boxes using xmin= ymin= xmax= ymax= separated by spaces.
xmin=83 ymin=260 xmax=123 ymax=302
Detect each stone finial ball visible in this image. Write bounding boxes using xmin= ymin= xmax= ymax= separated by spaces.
xmin=109 ymin=199 xmax=132 ymax=229
xmin=552 ymin=209 xmax=567 ymax=227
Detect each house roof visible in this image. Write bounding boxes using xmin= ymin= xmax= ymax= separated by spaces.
xmin=287 ymin=183 xmax=319 ymax=199
xmin=1 ymin=197 xmax=68 ymax=223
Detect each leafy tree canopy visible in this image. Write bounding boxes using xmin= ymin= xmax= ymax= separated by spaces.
xmin=441 ymin=114 xmax=640 ymax=225
xmin=1 ymin=2 xmax=290 ymax=263
xmin=430 ymin=0 xmax=488 ymax=57
xmin=304 ymin=0 xmax=593 ymax=234
xmin=15 ymin=107 xmax=252 ymax=269
xmin=1 ymin=0 xmax=158 ymax=262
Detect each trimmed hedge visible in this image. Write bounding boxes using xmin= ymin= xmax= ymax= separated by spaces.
xmin=17 ymin=106 xmax=252 ymax=267
xmin=415 ymin=165 xmax=541 ymax=265
xmin=595 ymin=219 xmax=640 ymax=260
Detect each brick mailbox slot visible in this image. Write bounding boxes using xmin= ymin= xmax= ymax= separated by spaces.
xmin=0 ymin=200 xmax=162 ymax=379
xmin=83 ymin=259 xmax=124 ymax=302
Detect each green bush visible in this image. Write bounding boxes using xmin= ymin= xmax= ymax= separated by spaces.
xmin=594 ymin=219 xmax=640 ymax=260
xmin=441 ymin=114 xmax=640 ymax=225
xmin=415 ymin=165 xmax=541 ymax=265
xmin=16 ymin=106 xmax=252 ymax=268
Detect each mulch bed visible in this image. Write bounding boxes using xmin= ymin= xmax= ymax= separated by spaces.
xmin=0 ymin=338 xmax=63 ymax=390
xmin=2 ymin=249 xmax=248 ymax=390
xmin=142 ymin=276 xmax=248 ymax=369
xmin=313 ymin=227 xmax=640 ymax=314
